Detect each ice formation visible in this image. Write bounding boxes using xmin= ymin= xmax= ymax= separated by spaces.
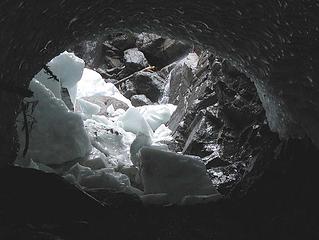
xmin=16 ymin=79 xmax=91 ymax=165
xmin=139 ymin=147 xmax=219 ymax=204
xmin=16 ymin=51 xmax=219 ymax=205
xmin=35 ymin=51 xmax=85 ymax=104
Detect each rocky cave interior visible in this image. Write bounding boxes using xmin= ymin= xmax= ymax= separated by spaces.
xmin=0 ymin=1 xmax=319 ymax=240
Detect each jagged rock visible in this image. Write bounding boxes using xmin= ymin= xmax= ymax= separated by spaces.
xmin=168 ymin=51 xmax=280 ymax=195
xmin=136 ymin=32 xmax=190 ymax=67
xmin=131 ymin=94 xmax=152 ymax=106
xmin=130 ymin=72 xmax=165 ymax=102
xmin=124 ymin=48 xmax=149 ymax=71
xmin=109 ymin=32 xmax=137 ymax=51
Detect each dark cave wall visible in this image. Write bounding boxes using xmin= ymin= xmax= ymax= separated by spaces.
xmin=0 ymin=0 xmax=319 ymax=166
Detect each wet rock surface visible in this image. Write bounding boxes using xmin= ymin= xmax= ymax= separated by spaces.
xmin=168 ymin=51 xmax=280 ymax=196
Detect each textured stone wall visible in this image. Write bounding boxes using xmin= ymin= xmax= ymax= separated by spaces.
xmin=0 ymin=0 xmax=318 ymax=166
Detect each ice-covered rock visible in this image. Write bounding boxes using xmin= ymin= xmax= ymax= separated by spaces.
xmin=137 ymin=104 xmax=177 ymax=131
xmin=16 ymin=79 xmax=91 ymax=165
xmin=139 ymin=147 xmax=218 ymax=204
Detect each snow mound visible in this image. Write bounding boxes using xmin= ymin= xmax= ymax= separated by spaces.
xmin=139 ymin=147 xmax=219 ymax=204
xmin=16 ymin=79 xmax=91 ymax=165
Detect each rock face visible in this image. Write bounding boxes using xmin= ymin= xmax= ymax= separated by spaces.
xmin=167 ymin=51 xmax=280 ymax=196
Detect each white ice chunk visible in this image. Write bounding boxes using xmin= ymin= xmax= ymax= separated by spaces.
xmin=77 ymin=68 xmax=132 ymax=106
xmin=118 ymin=107 xmax=153 ymax=137
xmin=16 ymin=79 xmax=91 ymax=165
xmin=137 ymin=104 xmax=177 ymax=131
xmin=139 ymin=147 xmax=219 ymax=204
xmin=35 ymin=51 xmax=85 ymax=104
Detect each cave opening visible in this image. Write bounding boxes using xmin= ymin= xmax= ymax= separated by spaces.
xmin=14 ymin=31 xmax=230 ymax=206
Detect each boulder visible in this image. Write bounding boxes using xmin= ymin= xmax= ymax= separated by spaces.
xmin=109 ymin=32 xmax=137 ymax=51
xmin=130 ymin=72 xmax=165 ymax=102
xmin=136 ymin=32 xmax=191 ymax=67
xmin=124 ymin=48 xmax=149 ymax=71
xmin=130 ymin=94 xmax=152 ymax=106
xmin=139 ymin=147 xmax=219 ymax=204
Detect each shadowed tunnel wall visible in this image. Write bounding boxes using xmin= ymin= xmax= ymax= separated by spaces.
xmin=0 ymin=0 xmax=319 ymax=166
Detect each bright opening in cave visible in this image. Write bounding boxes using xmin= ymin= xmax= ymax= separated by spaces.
xmin=15 ymin=31 xmax=224 ymax=205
